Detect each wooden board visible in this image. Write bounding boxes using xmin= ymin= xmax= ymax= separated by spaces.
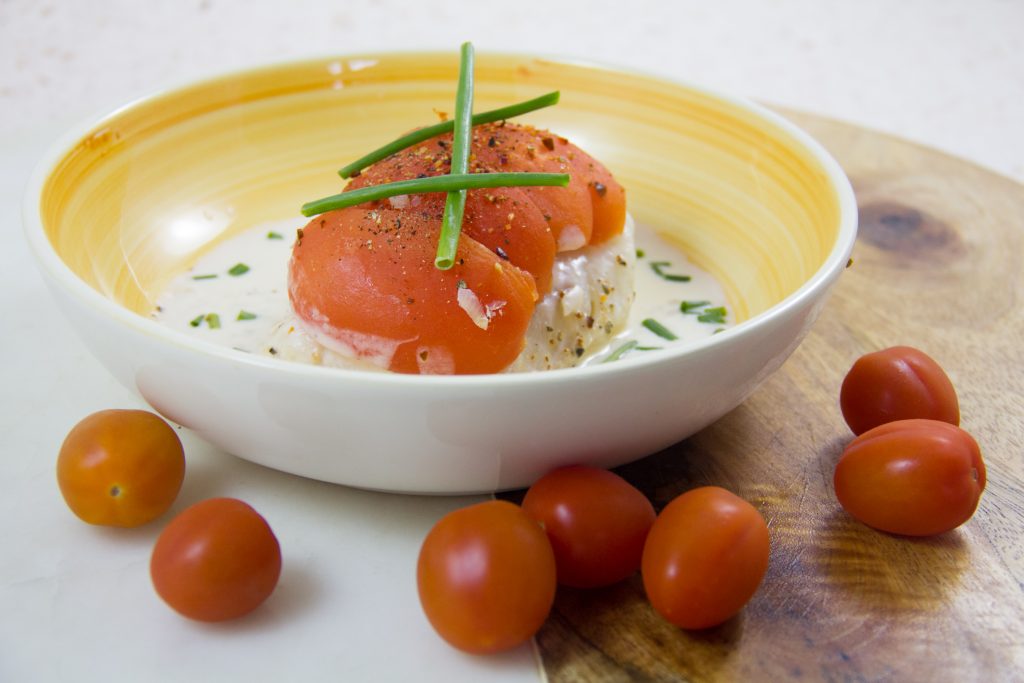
xmin=506 ymin=111 xmax=1024 ymax=681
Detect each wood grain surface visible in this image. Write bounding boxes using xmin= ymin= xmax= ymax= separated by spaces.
xmin=506 ymin=112 xmax=1024 ymax=682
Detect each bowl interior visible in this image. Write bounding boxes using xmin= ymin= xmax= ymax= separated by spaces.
xmin=38 ymin=52 xmax=842 ymax=327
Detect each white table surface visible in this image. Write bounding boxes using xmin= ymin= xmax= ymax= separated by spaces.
xmin=2 ymin=1 xmax=1022 ymax=681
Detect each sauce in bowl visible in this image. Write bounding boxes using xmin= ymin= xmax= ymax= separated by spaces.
xmin=152 ymin=217 xmax=731 ymax=372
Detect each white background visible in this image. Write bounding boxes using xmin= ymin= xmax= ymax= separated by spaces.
xmin=2 ymin=1 xmax=1022 ymax=681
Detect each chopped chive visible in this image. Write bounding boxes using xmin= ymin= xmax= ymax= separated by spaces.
xmin=435 ymin=42 xmax=475 ymax=271
xmin=337 ymin=91 xmax=561 ymax=179
xmin=189 ymin=314 xmax=204 ymax=327
xmin=650 ymin=261 xmax=691 ymax=282
xmin=635 ymin=248 xmax=646 ymax=259
xmin=301 ymin=172 xmax=568 ymax=217
xmin=237 ymin=310 xmax=257 ymax=321
xmin=205 ymin=313 xmax=221 ymax=329
xmin=191 ymin=273 xmax=217 ymax=281
xmin=642 ymin=318 xmax=678 ymax=341
xmin=603 ymin=340 xmax=639 ymax=363
xmin=636 ymin=346 xmax=662 ymax=351
xmin=228 ymin=263 xmax=250 ymax=277
xmin=697 ymin=307 xmax=727 ymax=324
xmin=267 ymin=231 xmax=284 ymax=240
xmin=680 ymin=300 xmax=711 ymax=314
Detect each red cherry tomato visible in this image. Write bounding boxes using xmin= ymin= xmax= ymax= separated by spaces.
xmin=57 ymin=409 xmax=185 ymax=527
xmin=840 ymin=345 xmax=959 ymax=435
xmin=834 ymin=419 xmax=985 ymax=536
xmin=150 ymin=498 xmax=282 ymax=622
xmin=641 ymin=486 xmax=769 ymax=630
xmin=417 ymin=500 xmax=556 ymax=654
xmin=521 ymin=465 xmax=655 ymax=588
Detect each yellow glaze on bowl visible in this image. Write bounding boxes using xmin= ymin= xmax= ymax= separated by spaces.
xmin=39 ymin=53 xmax=841 ymax=324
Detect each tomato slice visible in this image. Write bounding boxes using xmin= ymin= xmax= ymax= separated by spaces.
xmin=289 ymin=201 xmax=538 ymax=374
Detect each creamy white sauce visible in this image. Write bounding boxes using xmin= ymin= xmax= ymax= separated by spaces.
xmin=151 ymin=226 xmax=296 ymax=354
xmin=151 ymin=217 xmax=731 ymax=369
xmin=596 ymin=227 xmax=731 ymax=364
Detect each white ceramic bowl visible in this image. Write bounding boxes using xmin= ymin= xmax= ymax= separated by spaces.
xmin=25 ymin=52 xmax=856 ymax=493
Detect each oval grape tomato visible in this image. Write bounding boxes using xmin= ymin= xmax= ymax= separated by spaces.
xmin=522 ymin=465 xmax=655 ymax=588
xmin=641 ymin=486 xmax=769 ymax=630
xmin=840 ymin=345 xmax=959 ymax=435
xmin=834 ymin=419 xmax=985 ymax=536
xmin=417 ymin=500 xmax=556 ymax=654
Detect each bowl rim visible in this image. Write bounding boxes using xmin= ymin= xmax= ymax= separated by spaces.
xmin=23 ymin=49 xmax=858 ymax=390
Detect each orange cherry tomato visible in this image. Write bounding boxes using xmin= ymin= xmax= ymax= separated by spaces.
xmin=641 ymin=486 xmax=770 ymax=630
xmin=56 ymin=409 xmax=185 ymax=527
xmin=150 ymin=498 xmax=282 ymax=622
xmin=834 ymin=419 xmax=985 ymax=536
xmin=417 ymin=500 xmax=556 ymax=654
xmin=840 ymin=345 xmax=959 ymax=435
xmin=521 ymin=465 xmax=655 ymax=588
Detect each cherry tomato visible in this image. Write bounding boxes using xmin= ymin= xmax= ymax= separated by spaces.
xmin=641 ymin=486 xmax=769 ymax=630
xmin=521 ymin=465 xmax=655 ymax=588
xmin=150 ymin=498 xmax=282 ymax=622
xmin=834 ymin=419 xmax=985 ymax=536
xmin=840 ymin=345 xmax=959 ymax=435
xmin=417 ymin=500 xmax=556 ymax=654
xmin=56 ymin=409 xmax=185 ymax=527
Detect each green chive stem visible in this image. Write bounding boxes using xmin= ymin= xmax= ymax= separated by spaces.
xmin=650 ymin=261 xmax=691 ymax=282
xmin=435 ymin=42 xmax=475 ymax=271
xmin=337 ymin=91 xmax=561 ymax=179
xmin=680 ymin=300 xmax=711 ymax=314
xmin=301 ymin=172 xmax=568 ymax=217
xmin=603 ymin=340 xmax=639 ymax=363
xmin=697 ymin=307 xmax=727 ymax=324
xmin=642 ymin=318 xmax=678 ymax=341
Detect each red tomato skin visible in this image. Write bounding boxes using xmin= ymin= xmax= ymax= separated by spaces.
xmin=150 ymin=498 xmax=282 ymax=622
xmin=840 ymin=346 xmax=960 ymax=435
xmin=641 ymin=487 xmax=769 ymax=630
xmin=834 ymin=419 xmax=986 ymax=536
xmin=56 ymin=409 xmax=185 ymax=527
xmin=417 ymin=500 xmax=556 ymax=654
xmin=521 ymin=465 xmax=655 ymax=588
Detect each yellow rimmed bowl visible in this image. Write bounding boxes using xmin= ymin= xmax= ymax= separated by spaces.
xmin=25 ymin=52 xmax=856 ymax=493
